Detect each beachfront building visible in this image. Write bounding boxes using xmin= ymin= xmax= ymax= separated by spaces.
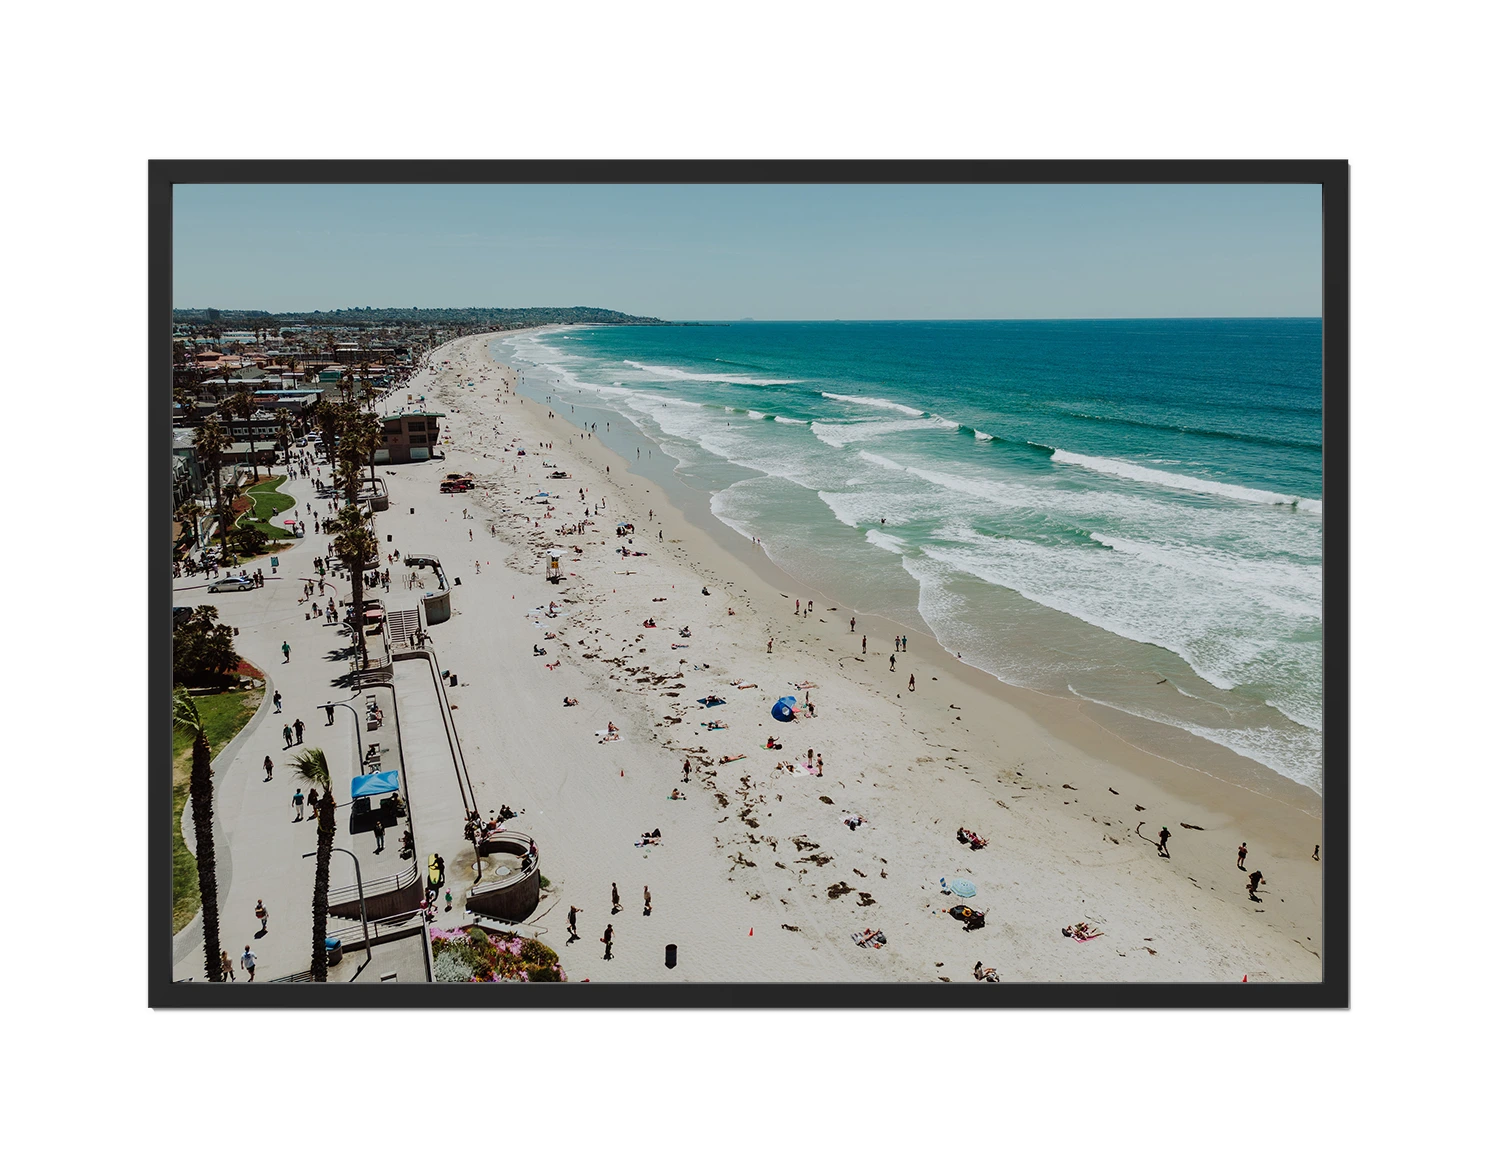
xmin=376 ymin=410 xmax=446 ymax=463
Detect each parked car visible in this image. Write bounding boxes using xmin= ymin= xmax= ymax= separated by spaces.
xmin=207 ymin=575 xmax=256 ymax=593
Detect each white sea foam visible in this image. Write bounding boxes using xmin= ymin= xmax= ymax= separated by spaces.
xmin=810 ymin=417 xmax=953 ymax=448
xmin=1052 ymin=448 xmax=1323 ymax=513
xmin=821 ymin=392 xmax=926 ymax=416
xmin=972 ymin=429 xmax=994 ymax=442
xmin=622 ymin=359 xmax=800 ymax=386
xmin=866 ymin=529 xmax=907 ymax=554
xmin=773 ymin=415 xmax=807 ymax=425
xmin=1067 ymin=687 xmax=1322 ymax=792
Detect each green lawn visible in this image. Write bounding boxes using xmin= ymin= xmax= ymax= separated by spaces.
xmin=173 ymin=686 xmax=263 ymax=932
xmin=238 ymin=476 xmax=301 ymax=541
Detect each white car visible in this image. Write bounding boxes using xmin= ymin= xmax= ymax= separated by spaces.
xmin=207 ymin=575 xmax=256 ymax=593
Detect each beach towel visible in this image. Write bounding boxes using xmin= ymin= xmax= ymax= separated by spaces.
xmin=802 ymin=762 xmax=817 ymax=774
xmin=696 ymin=698 xmax=725 ymax=707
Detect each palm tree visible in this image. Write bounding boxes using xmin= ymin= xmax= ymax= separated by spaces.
xmin=173 ymin=689 xmax=224 ymax=981
xmin=231 ymin=390 xmax=258 ymax=480
xmin=274 ymin=408 xmax=293 ymax=464
xmin=195 ymin=417 xmax=230 ymax=553
xmin=175 ymin=499 xmax=204 ymax=554
xmin=333 ymin=504 xmax=378 ymax=668
xmin=289 ymin=747 xmax=335 ymax=982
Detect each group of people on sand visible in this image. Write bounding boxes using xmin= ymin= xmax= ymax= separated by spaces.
xmin=956 ymin=826 xmax=989 ymax=850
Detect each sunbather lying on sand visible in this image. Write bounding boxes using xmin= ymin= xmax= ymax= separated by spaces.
xmin=852 ymin=929 xmax=887 ymax=949
xmin=1062 ymin=922 xmax=1102 ymax=941
xmin=563 ymin=696 xmax=579 ymax=706
xmin=957 ymin=827 xmax=989 ymax=849
xmin=843 ymin=814 xmax=866 ymax=830
xmin=718 ymin=753 xmax=747 ymax=764
xmin=973 ymin=963 xmax=999 ymax=982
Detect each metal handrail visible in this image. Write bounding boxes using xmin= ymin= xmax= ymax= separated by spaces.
xmin=328 ymin=858 xmax=418 ymax=905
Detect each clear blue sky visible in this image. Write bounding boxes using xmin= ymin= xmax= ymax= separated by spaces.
xmin=173 ymin=184 xmax=1321 ymax=319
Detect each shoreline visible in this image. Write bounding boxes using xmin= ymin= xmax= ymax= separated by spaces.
xmin=411 ymin=330 xmax=1322 ymax=980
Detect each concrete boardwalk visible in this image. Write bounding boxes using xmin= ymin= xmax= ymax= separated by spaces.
xmin=171 ymin=467 xmax=411 ymax=983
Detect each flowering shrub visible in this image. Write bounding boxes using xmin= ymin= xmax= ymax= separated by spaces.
xmin=429 ymin=924 xmax=566 ymax=983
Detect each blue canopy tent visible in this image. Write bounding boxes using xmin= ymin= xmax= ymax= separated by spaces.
xmin=351 ymin=770 xmax=400 ymax=799
xmin=771 ymin=696 xmax=799 ymax=722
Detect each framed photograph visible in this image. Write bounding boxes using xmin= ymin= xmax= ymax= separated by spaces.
xmin=152 ymin=161 xmax=1346 ymax=1006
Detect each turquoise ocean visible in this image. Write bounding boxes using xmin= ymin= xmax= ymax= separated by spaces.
xmin=492 ymin=320 xmax=1323 ymax=793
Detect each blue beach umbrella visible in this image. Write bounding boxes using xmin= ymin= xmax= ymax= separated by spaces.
xmin=771 ymin=696 xmax=798 ymax=722
xmin=941 ymin=877 xmax=977 ymax=898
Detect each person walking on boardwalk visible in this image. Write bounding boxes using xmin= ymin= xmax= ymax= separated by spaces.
xmin=1157 ymin=827 xmax=1172 ymax=858
xmin=611 ymin=882 xmax=622 ymax=914
xmin=264 ymin=755 xmax=274 ymax=782
xmin=282 ymin=640 xmax=291 ymax=662
xmin=293 ymin=718 xmax=304 ymax=745
xmin=1237 ymin=842 xmax=1248 ymax=870
xmin=283 ymin=724 xmax=293 ymax=748
xmin=567 ymin=905 xmax=580 ymax=944
xmin=601 ymin=923 xmax=614 ymax=960
xmin=292 ymin=788 xmax=305 ymax=822
xmin=373 ymin=820 xmax=386 ymax=854
xmin=240 ymin=946 xmax=257 ymax=981
xmin=254 ymin=899 xmax=269 ymax=935
xmin=273 ymin=690 xmax=283 ymax=713
xmin=220 ymin=949 xmax=235 ymax=982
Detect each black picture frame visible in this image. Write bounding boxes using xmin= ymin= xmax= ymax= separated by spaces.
xmin=151 ymin=160 xmax=1348 ymax=1008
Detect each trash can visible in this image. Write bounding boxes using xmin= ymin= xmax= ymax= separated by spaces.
xmin=664 ymin=944 xmax=677 ymax=969
xmin=325 ymin=937 xmax=343 ymax=966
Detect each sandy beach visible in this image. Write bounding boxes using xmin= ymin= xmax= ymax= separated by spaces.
xmin=379 ymin=329 xmax=1322 ymax=982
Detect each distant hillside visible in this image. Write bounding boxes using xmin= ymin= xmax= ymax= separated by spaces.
xmin=171 ymin=306 xmax=666 ymax=328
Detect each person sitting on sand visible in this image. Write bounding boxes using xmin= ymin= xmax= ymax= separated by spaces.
xmin=843 ymin=814 xmax=866 ymax=830
xmin=727 ymin=607 xmax=736 ymax=615
xmin=607 ymin=721 xmax=618 ymax=734
xmin=533 ymin=644 xmax=545 ymax=656
xmin=766 ymin=736 xmax=782 ymax=750
xmin=973 ymin=962 xmax=999 ymax=982
xmin=704 ymin=720 xmax=726 ymax=730
xmin=670 ymin=789 xmax=684 ymax=800
xmin=679 ymin=626 xmax=691 ymax=637
xmin=643 ymin=619 xmax=656 ymax=628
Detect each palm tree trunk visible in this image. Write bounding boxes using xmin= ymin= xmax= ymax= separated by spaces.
xmin=311 ymin=794 xmax=334 ymax=981
xmin=190 ymin=730 xmax=223 ymax=981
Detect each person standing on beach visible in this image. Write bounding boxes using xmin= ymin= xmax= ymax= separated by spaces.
xmin=902 ymin=636 xmax=908 ymax=652
xmin=890 ymin=654 xmax=896 ymax=672
xmin=601 ymin=923 xmax=614 ymax=960
xmin=850 ymin=617 xmax=856 ymax=633
xmin=908 ymin=673 xmax=915 ymax=692
xmin=643 ymin=886 xmax=652 ymax=916
xmin=1237 ymin=843 xmax=1248 ymax=870
xmin=1157 ymin=827 xmax=1172 ymax=858
xmin=862 ymin=635 xmax=866 ymax=655
xmin=611 ymin=882 xmax=621 ymax=914
xmin=1312 ymin=845 xmax=1320 ymax=861
xmin=567 ymin=905 xmax=580 ymax=943
xmin=683 ymin=757 xmax=692 ymax=782
xmin=1247 ymin=870 xmax=1265 ymax=900
xmin=816 ymin=753 xmax=823 ymax=776
xmin=767 ymin=638 xmax=774 ymax=655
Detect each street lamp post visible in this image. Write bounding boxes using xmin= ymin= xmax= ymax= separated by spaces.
xmin=305 ymin=847 xmax=371 ymax=978
xmin=321 ymin=699 xmax=365 ymax=766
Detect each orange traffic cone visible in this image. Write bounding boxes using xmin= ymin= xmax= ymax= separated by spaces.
xmin=1242 ymin=975 xmax=1248 ymax=982
xmin=748 ymin=928 xmax=753 ymax=937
